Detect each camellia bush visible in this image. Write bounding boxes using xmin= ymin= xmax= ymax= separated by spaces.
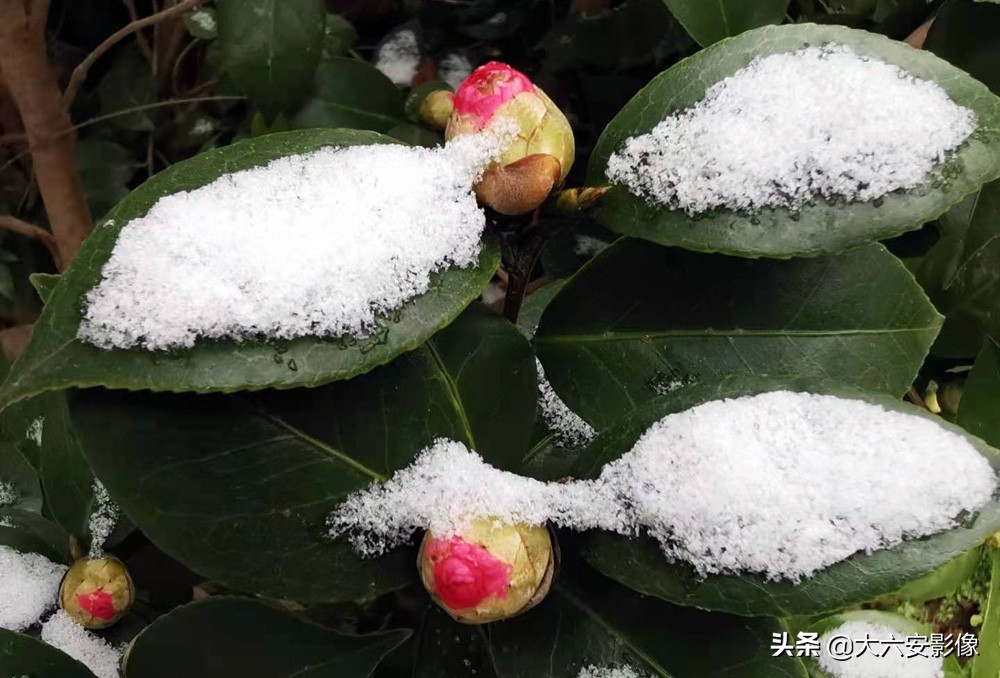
xmin=2 ymin=1 xmax=1000 ymax=677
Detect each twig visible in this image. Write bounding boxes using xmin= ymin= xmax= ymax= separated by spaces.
xmin=62 ymin=0 xmax=207 ymax=107
xmin=906 ymin=387 xmax=929 ymax=410
xmin=0 ymin=215 xmax=62 ymax=269
xmin=121 ymin=0 xmax=155 ymax=62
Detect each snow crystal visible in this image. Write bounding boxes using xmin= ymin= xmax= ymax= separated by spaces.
xmin=818 ymin=621 xmax=943 ymax=678
xmin=328 ymin=439 xmax=628 ymax=556
xmin=603 ymin=391 xmax=996 ymax=580
xmin=578 ymin=667 xmax=649 ymax=678
xmin=0 ymin=546 xmax=66 ymax=631
xmin=87 ymin=480 xmax=120 ymax=558
xmin=26 ymin=416 xmax=43 ymax=446
xmin=573 ymin=235 xmax=609 ymax=257
xmin=332 ymin=391 xmax=997 ymax=581
xmin=439 ymin=53 xmax=472 ymax=90
xmin=536 ymin=359 xmax=596 ymax=448
xmin=607 ymin=44 xmax=977 ymax=215
xmin=41 ymin=611 xmax=122 ymax=678
xmin=78 ymin=128 xmax=511 ymax=351
xmin=0 ymin=481 xmax=17 ymax=506
xmin=376 ymin=30 xmax=420 ymax=87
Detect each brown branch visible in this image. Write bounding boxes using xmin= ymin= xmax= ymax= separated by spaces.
xmin=121 ymin=0 xmax=155 ymax=62
xmin=0 ymin=215 xmax=62 ymax=269
xmin=0 ymin=324 xmax=34 ymax=362
xmin=0 ymin=0 xmax=92 ymax=266
xmin=62 ymin=0 xmax=206 ymax=107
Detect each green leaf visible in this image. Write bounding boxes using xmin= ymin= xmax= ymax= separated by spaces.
xmin=122 ymin=597 xmax=409 ymax=677
xmin=589 ymin=24 xmax=1000 ymax=258
xmin=894 ymin=546 xmax=982 ymax=604
xmin=974 ymin=549 xmax=1000 ymax=678
xmin=216 ymin=0 xmax=325 ymax=118
xmin=37 ymin=392 xmax=95 ymax=543
xmin=577 ymin=376 xmax=1000 ymax=617
xmin=183 ymin=6 xmax=218 ymax=40
xmin=76 ymin=139 xmax=137 ymax=219
xmin=662 ymin=0 xmax=790 ymax=46
xmin=534 ymin=239 xmax=941 ymax=429
xmin=517 ymin=279 xmax=566 ymax=340
xmin=925 ymin=0 xmax=1000 ymax=95
xmin=916 ymin=180 xmax=1000 ymax=357
xmin=0 ymin=440 xmax=41 ymax=512
xmin=29 ymin=273 xmax=60 ymax=304
xmin=292 ymin=58 xmax=404 ymax=133
xmin=416 ymin=559 xmax=807 ymax=677
xmin=98 ymin=52 xmax=156 ymax=132
xmin=71 ymin=304 xmax=536 ymax=603
xmin=958 ymin=337 xmax=1000 ymax=448
xmin=804 ymin=610 xmax=962 ymax=678
xmin=322 ymin=14 xmax=357 ymax=59
xmin=0 ymin=130 xmax=498 ymax=409
xmin=0 ymin=509 xmax=72 ymax=564
xmin=0 ymin=629 xmax=97 ymax=678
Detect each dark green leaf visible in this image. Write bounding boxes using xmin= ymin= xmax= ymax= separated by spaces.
xmin=37 ymin=392 xmax=95 ymax=543
xmin=958 ymin=337 xmax=1000 ymax=447
xmin=662 ymin=0 xmax=790 ymax=46
xmin=974 ymin=549 xmax=1000 ymax=678
xmin=98 ymin=52 xmax=156 ymax=132
xmin=916 ymin=180 xmax=1000 ymax=357
xmin=589 ymin=24 xmax=1000 ymax=258
xmin=578 ymin=376 xmax=1000 ymax=616
xmin=322 ymin=14 xmax=357 ymax=59
xmin=0 ymin=509 xmax=72 ymax=564
xmin=535 ymin=239 xmax=941 ymax=429
xmin=77 ymin=139 xmax=137 ymax=219
xmin=385 ymin=123 xmax=442 ymax=148
xmin=416 ymin=559 xmax=806 ymax=677
xmin=0 ymin=440 xmax=41 ymax=512
xmin=893 ymin=546 xmax=982 ymax=604
xmin=292 ymin=58 xmax=404 ymax=133
xmin=216 ymin=0 xmax=325 ymax=118
xmin=29 ymin=273 xmax=60 ymax=305
xmin=925 ymin=0 xmax=1000 ymax=95
xmin=122 ymin=597 xmax=409 ymax=678
xmin=517 ymin=280 xmax=566 ymax=340
xmin=71 ymin=304 xmax=536 ymax=602
xmin=0 ymin=629 xmax=97 ymax=678
xmin=0 ymin=130 xmax=498 ymax=409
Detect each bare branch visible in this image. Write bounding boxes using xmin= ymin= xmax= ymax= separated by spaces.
xmin=62 ymin=0 xmax=206 ymax=107
xmin=121 ymin=0 xmax=156 ymax=62
xmin=0 ymin=215 xmax=62 ymax=269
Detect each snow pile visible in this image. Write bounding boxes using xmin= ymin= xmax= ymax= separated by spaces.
xmin=0 ymin=546 xmax=67 ymax=631
xmin=818 ymin=620 xmax=943 ymax=678
xmin=578 ymin=666 xmax=649 ymax=678
xmin=41 ymin=610 xmax=123 ymax=678
xmin=376 ymin=30 xmax=420 ymax=86
xmin=439 ymin=53 xmax=473 ymax=90
xmin=329 ymin=439 xmax=628 ymax=556
xmin=0 ymin=481 xmax=17 ymax=506
xmin=331 ymin=391 xmax=996 ymax=581
xmin=78 ymin=128 xmax=512 ymax=351
xmin=607 ymin=44 xmax=976 ymax=215
xmin=536 ymin=359 xmax=596 ymax=448
xmin=87 ymin=480 xmax=120 ymax=558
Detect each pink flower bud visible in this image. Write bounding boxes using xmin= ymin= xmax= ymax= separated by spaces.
xmin=59 ymin=557 xmax=134 ymax=629
xmin=418 ymin=518 xmax=554 ymax=624
xmin=447 ymin=62 xmax=575 ymax=215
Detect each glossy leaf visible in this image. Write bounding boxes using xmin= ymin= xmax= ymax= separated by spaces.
xmin=0 ymin=509 xmax=72 ymax=564
xmin=122 ymin=597 xmax=409 ymax=678
xmin=29 ymin=273 xmax=59 ymax=305
xmin=578 ymin=376 xmax=1000 ymax=617
xmin=974 ymin=549 xmax=1000 ymax=678
xmin=0 ymin=130 xmax=499 ymax=409
xmin=416 ymin=558 xmax=806 ymax=677
xmin=535 ymin=239 xmax=941 ymax=429
xmin=925 ymin=0 xmax=1000 ymax=95
xmin=958 ymin=337 xmax=1000 ymax=448
xmin=71 ymin=305 xmax=536 ymax=603
xmin=0 ymin=629 xmax=97 ymax=678
xmin=589 ymin=24 xmax=1000 ymax=258
xmin=37 ymin=392 xmax=96 ymax=542
xmin=0 ymin=440 xmax=41 ymax=512
xmin=216 ymin=0 xmax=325 ymax=118
xmin=293 ymin=58 xmax=404 ymax=133
xmin=916 ymin=180 xmax=1000 ymax=357
xmin=893 ymin=546 xmax=982 ymax=604
xmin=662 ymin=0 xmax=790 ymax=46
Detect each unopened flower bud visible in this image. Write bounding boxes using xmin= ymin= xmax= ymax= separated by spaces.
xmin=418 ymin=518 xmax=554 ymax=624
xmin=446 ymin=62 xmax=575 ymax=215
xmin=419 ymin=90 xmax=455 ymax=130
xmin=59 ymin=557 xmax=134 ymax=629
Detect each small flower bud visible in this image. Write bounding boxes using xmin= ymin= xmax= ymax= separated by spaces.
xmin=59 ymin=557 xmax=134 ymax=629
xmin=447 ymin=62 xmax=575 ymax=215
xmin=419 ymin=90 xmax=455 ymax=130
xmin=418 ymin=518 xmax=554 ymax=624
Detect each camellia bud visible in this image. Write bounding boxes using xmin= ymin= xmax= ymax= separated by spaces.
xmin=59 ymin=557 xmax=134 ymax=629
xmin=419 ymin=89 xmax=455 ymax=130
xmin=446 ymin=62 xmax=575 ymax=215
xmin=418 ymin=518 xmax=554 ymax=624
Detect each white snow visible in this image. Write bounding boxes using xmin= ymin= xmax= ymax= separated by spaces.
xmin=0 ymin=546 xmax=66 ymax=632
xmin=536 ymin=358 xmax=596 ymax=448
xmin=87 ymin=480 xmax=120 ymax=558
xmin=78 ymin=128 xmax=511 ymax=351
xmin=26 ymin=416 xmax=43 ymax=446
xmin=578 ymin=667 xmax=649 ymax=678
xmin=0 ymin=481 xmax=17 ymax=506
xmin=607 ymin=44 xmax=976 ymax=215
xmin=41 ymin=611 xmax=122 ymax=678
xmin=439 ymin=53 xmax=473 ymax=90
xmin=818 ymin=620 xmax=943 ymax=678
xmin=376 ymin=30 xmax=420 ymax=87
xmin=331 ymin=391 xmax=997 ymax=581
